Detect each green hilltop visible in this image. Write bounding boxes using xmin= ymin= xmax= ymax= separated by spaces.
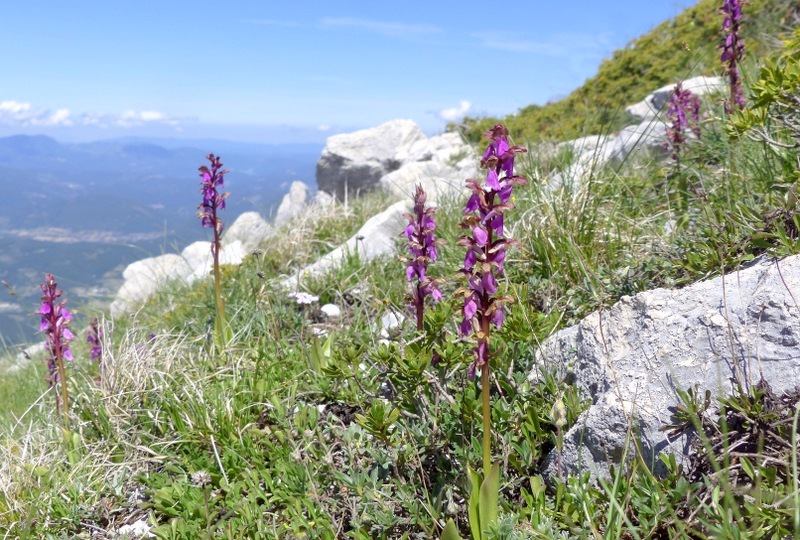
xmin=459 ymin=0 xmax=798 ymax=143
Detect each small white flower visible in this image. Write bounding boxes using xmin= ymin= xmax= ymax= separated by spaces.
xmin=288 ymin=291 xmax=319 ymax=305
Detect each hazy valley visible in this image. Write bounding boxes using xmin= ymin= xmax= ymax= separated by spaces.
xmin=0 ymin=135 xmax=321 ymax=349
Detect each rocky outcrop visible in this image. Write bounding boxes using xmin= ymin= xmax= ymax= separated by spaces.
xmin=380 ymin=131 xmax=477 ymax=202
xmin=316 ymin=120 xmax=427 ymax=200
xmin=110 ymin=254 xmax=192 ymax=316
xmin=316 ymin=120 xmax=476 ymax=202
xmin=222 ymin=211 xmax=272 ymax=252
xmin=547 ymin=76 xmax=725 ymax=187
xmin=549 ymin=120 xmax=669 ymax=188
xmin=274 ymin=181 xmax=310 ymax=227
xmin=287 ymin=200 xmax=409 ymax=284
xmin=111 ymin=181 xmax=326 ymax=315
xmin=533 ymin=254 xmax=800 ymax=482
xmin=626 ymin=76 xmax=726 ymax=121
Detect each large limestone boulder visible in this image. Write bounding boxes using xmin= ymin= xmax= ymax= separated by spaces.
xmin=380 ymin=132 xmax=477 ymax=201
xmin=289 ymin=200 xmax=408 ymax=283
xmin=608 ymin=120 xmax=669 ymax=162
xmin=316 ymin=120 xmax=427 ymax=200
xmin=533 ymin=254 xmax=800 ymax=482
xmin=274 ymin=181 xmax=310 ymax=227
xmin=110 ymin=254 xmax=193 ymax=316
xmin=549 ymin=121 xmax=668 ymax=188
xmin=181 ymin=240 xmax=247 ymax=284
xmin=223 ymin=211 xmax=272 ymax=252
xmin=626 ymin=76 xmax=726 ymax=121
xmin=111 ymin=240 xmax=248 ymax=315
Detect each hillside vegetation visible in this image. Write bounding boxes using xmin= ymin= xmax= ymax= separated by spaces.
xmin=2 ymin=1 xmax=800 ymax=539
xmin=458 ymin=0 xmax=799 ymax=143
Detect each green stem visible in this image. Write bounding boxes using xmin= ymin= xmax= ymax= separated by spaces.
xmin=56 ymin=345 xmax=69 ymax=419
xmin=50 ymin=324 xmax=69 ymax=419
xmin=416 ymin=284 xmax=424 ymax=332
xmin=481 ymin=359 xmax=491 ymax=477
xmin=212 ymin=211 xmax=227 ymax=350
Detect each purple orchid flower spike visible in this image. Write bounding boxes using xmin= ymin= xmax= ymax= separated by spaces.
xmin=197 ymin=153 xmax=231 ymax=350
xmin=457 ymin=123 xmax=528 ymax=497
xmin=39 ymin=273 xmax=73 ymax=414
xmin=458 ymin=123 xmax=527 ymax=380
xmin=86 ymin=317 xmax=104 ymax=368
xmin=721 ymin=0 xmax=747 ymax=112
xmin=666 ymin=82 xmax=702 ymax=162
xmin=403 ymin=184 xmax=443 ymax=331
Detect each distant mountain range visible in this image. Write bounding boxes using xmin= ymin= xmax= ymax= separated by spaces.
xmin=0 ymin=134 xmax=322 ymax=350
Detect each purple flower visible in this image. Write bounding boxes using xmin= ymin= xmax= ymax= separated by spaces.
xmin=403 ymin=185 xmax=443 ymax=331
xmin=721 ymin=0 xmax=746 ymax=112
xmin=39 ymin=273 xmax=73 ymax=413
xmin=197 ymin=154 xmax=230 ymax=237
xmin=86 ymin=317 xmax=103 ymax=366
xmin=666 ymin=82 xmax=701 ymax=162
xmin=197 ymin=154 xmax=231 ymax=349
xmin=458 ymin=124 xmax=526 ymax=379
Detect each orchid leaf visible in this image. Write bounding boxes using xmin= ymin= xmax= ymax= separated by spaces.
xmin=468 ymin=466 xmax=482 ymax=540
xmin=441 ymin=519 xmax=463 ymax=540
xmin=479 ymin=462 xmax=500 ymax=536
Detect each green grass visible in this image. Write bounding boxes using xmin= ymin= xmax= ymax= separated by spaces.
xmin=3 ymin=3 xmax=800 ymax=539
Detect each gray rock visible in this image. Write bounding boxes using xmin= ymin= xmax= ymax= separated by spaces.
xmin=314 ymin=190 xmax=335 ymax=208
xmin=223 ymin=211 xmax=272 ymax=251
xmin=608 ymin=120 xmax=669 ymax=162
xmin=316 ymin=119 xmax=426 ymax=200
xmin=626 ymin=76 xmax=726 ymax=121
xmin=380 ymin=160 xmax=466 ymax=202
xmin=289 ymin=200 xmax=408 ymax=283
xmin=380 ymin=132 xmax=477 ymax=201
xmin=110 ymin=240 xmax=247 ymax=316
xmin=274 ymin=181 xmax=310 ymax=227
xmin=110 ymin=254 xmax=193 ymax=316
xmin=182 ymin=240 xmax=246 ymax=284
xmin=533 ymin=254 xmax=800 ymax=482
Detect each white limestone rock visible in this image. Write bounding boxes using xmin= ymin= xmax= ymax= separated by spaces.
xmin=274 ymin=181 xmax=310 ymax=227
xmin=288 ymin=200 xmax=408 ymax=283
xmin=626 ymin=76 xmax=726 ymax=121
xmin=183 ymin=240 xmax=246 ymax=284
xmin=223 ymin=211 xmax=272 ymax=251
xmin=320 ymin=304 xmax=342 ymax=318
xmin=110 ymin=254 xmax=193 ymax=316
xmin=316 ymin=119 xmax=427 ymax=200
xmin=532 ymin=254 xmax=800 ymax=483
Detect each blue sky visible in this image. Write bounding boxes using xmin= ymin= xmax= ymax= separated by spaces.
xmin=1 ymin=1 xmax=697 ymax=144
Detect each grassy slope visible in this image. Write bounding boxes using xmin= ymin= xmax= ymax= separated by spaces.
xmin=458 ymin=0 xmax=798 ymax=144
xmin=2 ymin=2 xmax=800 ymax=539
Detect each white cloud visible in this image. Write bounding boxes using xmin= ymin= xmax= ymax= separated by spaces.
xmin=0 ymin=100 xmax=179 ymax=129
xmin=318 ymin=124 xmax=331 ymax=131
xmin=80 ymin=109 xmax=179 ymax=128
xmin=438 ymin=100 xmax=472 ymax=121
xmin=320 ymin=17 xmax=441 ymax=39
xmin=117 ymin=109 xmax=178 ymax=127
xmin=0 ymin=100 xmax=73 ymax=126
